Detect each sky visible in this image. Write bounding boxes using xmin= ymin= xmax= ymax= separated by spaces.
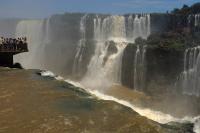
xmin=0 ymin=0 xmax=199 ymax=19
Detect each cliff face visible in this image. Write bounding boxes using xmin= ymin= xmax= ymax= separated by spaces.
xmin=145 ymin=48 xmax=184 ymax=91
xmin=42 ymin=13 xmax=96 ymax=78
xmin=121 ymin=10 xmax=200 ymax=94
xmin=150 ymin=14 xmax=171 ymax=33
xmin=121 ymin=44 xmax=136 ymax=89
xmin=121 ymin=44 xmax=184 ymax=92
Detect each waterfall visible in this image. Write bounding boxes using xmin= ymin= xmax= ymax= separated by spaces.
xmin=188 ymin=14 xmax=200 ymax=27
xmin=14 ymin=20 xmax=46 ymax=69
xmin=134 ymin=45 xmax=147 ymax=90
xmin=45 ymin=18 xmax=51 ymax=44
xmin=134 ymin=45 xmax=140 ymax=90
xmin=72 ymin=15 xmax=87 ymax=77
xmin=195 ymin=14 xmax=200 ymax=27
xmin=80 ymin=14 xmax=150 ymax=90
xmin=14 ymin=16 xmax=87 ymax=76
xmin=80 ymin=15 xmax=128 ymax=90
xmin=127 ymin=14 xmax=151 ymax=41
xmin=130 ymin=14 xmax=150 ymax=90
xmin=14 ymin=14 xmax=151 ymax=91
xmin=101 ymin=15 xmax=126 ymax=41
xmin=181 ymin=46 xmax=200 ymax=96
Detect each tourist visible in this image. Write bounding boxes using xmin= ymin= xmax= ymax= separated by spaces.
xmin=0 ymin=37 xmax=3 ymax=44
xmin=0 ymin=37 xmax=3 ymax=50
xmin=0 ymin=37 xmax=27 ymax=51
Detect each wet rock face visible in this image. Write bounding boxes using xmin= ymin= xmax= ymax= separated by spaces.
xmin=72 ymin=39 xmax=96 ymax=79
xmin=164 ymin=122 xmax=194 ymax=133
xmin=145 ymin=48 xmax=184 ymax=93
xmin=121 ymin=44 xmax=136 ymax=89
xmin=121 ymin=44 xmax=184 ymax=93
xmin=103 ymin=41 xmax=118 ymax=66
xmin=106 ymin=41 xmax=118 ymax=54
xmin=150 ymin=14 xmax=171 ymax=34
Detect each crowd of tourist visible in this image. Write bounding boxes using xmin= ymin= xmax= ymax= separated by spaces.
xmin=0 ymin=37 xmax=28 ymax=51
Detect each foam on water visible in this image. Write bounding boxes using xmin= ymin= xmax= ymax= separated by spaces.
xmin=40 ymin=71 xmax=55 ymax=77
xmin=40 ymin=71 xmax=64 ymax=80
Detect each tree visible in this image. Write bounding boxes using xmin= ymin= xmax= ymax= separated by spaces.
xmin=171 ymin=8 xmax=180 ymax=14
xmin=182 ymin=4 xmax=189 ymax=9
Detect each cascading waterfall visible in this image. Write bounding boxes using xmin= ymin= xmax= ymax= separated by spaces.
xmin=130 ymin=14 xmax=150 ymax=90
xmin=134 ymin=45 xmax=140 ymax=90
xmin=101 ymin=15 xmax=126 ymax=41
xmin=188 ymin=14 xmax=200 ymax=27
xmin=72 ymin=15 xmax=87 ymax=77
xmin=15 ymin=18 xmax=79 ymax=75
xmin=80 ymin=14 xmax=150 ymax=90
xmin=14 ymin=14 xmax=151 ymax=91
xmin=14 ymin=20 xmax=47 ymax=69
xmin=134 ymin=45 xmax=147 ymax=90
xmin=181 ymin=46 xmax=200 ymax=96
xmin=127 ymin=14 xmax=150 ymax=90
xmin=81 ymin=15 xmax=128 ymax=89
xmin=45 ymin=18 xmax=51 ymax=44
xmin=195 ymin=14 xmax=200 ymax=27
xmin=127 ymin=14 xmax=150 ymax=41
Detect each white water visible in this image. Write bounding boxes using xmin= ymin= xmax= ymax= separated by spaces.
xmin=81 ymin=15 xmax=128 ymax=90
xmin=134 ymin=45 xmax=146 ymax=90
xmin=14 ymin=19 xmax=51 ymax=70
xmin=195 ymin=14 xmax=200 ymax=27
xmin=128 ymin=14 xmax=151 ymax=41
xmin=188 ymin=14 xmax=200 ymax=27
xmin=14 ymin=20 xmax=45 ymax=69
xmin=40 ymin=70 xmax=64 ymax=80
xmin=44 ymin=18 xmax=51 ymax=44
xmin=72 ymin=15 xmax=87 ymax=77
xmin=80 ymin=14 xmax=151 ymax=90
xmin=181 ymin=46 xmax=200 ymax=96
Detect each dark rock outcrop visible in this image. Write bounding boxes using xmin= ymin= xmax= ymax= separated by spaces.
xmin=103 ymin=41 xmax=118 ymax=66
xmin=121 ymin=43 xmax=136 ymax=89
xmin=145 ymin=47 xmax=184 ymax=93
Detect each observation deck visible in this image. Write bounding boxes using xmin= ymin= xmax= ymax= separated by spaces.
xmin=0 ymin=38 xmax=28 ymax=67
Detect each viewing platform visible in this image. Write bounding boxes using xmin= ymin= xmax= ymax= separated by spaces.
xmin=0 ymin=45 xmax=28 ymax=54
xmin=0 ymin=37 xmax=28 ymax=67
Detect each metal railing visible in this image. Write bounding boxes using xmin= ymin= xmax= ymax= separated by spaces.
xmin=0 ymin=42 xmax=28 ymax=53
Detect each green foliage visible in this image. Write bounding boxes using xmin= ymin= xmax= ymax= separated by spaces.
xmin=133 ymin=32 xmax=199 ymax=51
xmin=171 ymin=8 xmax=180 ymax=14
xmin=147 ymin=32 xmax=188 ymax=50
xmin=135 ymin=37 xmax=146 ymax=46
xmin=171 ymin=2 xmax=200 ymax=14
xmin=190 ymin=3 xmax=200 ymax=14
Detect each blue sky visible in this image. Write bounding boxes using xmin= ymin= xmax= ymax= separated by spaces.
xmin=0 ymin=0 xmax=199 ymax=18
